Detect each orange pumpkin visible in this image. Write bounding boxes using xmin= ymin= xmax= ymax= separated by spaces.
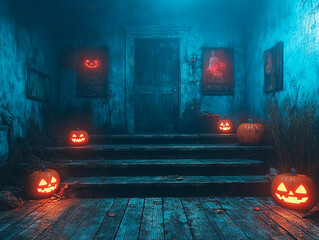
xmin=68 ymin=129 xmax=89 ymax=146
xmin=26 ymin=166 xmax=60 ymax=199
xmin=217 ymin=119 xmax=234 ymax=133
xmin=271 ymin=168 xmax=317 ymax=210
xmin=236 ymin=119 xmax=265 ymax=145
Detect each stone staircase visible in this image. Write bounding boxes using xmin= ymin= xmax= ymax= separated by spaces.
xmin=21 ymin=134 xmax=273 ymax=197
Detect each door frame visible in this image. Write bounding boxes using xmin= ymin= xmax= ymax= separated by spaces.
xmin=123 ymin=26 xmax=190 ymax=133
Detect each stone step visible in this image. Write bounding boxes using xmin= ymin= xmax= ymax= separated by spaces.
xmin=47 ymin=144 xmax=273 ymax=160
xmin=62 ymin=175 xmax=270 ymax=197
xmin=18 ymin=159 xmax=267 ymax=178
xmin=60 ymin=134 xmax=238 ymax=145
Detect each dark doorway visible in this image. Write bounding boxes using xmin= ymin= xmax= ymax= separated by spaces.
xmin=134 ymin=38 xmax=180 ymax=133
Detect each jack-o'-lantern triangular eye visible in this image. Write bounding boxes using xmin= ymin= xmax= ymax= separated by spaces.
xmin=80 ymin=134 xmax=84 ymax=137
xmin=72 ymin=134 xmax=77 ymax=137
xmin=277 ymin=182 xmax=287 ymax=192
xmin=295 ymin=185 xmax=307 ymax=194
xmin=225 ymin=123 xmax=229 ymax=126
xmin=39 ymin=179 xmax=48 ymax=186
xmin=51 ymin=177 xmax=57 ymax=183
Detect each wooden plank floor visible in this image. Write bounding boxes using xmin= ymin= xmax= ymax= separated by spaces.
xmin=0 ymin=197 xmax=318 ymax=240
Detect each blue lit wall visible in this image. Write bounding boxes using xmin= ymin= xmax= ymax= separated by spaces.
xmin=1 ymin=0 xmax=317 ymax=135
xmin=245 ymin=0 xmax=319 ymax=118
xmin=58 ymin=0 xmax=258 ymax=133
xmin=0 ymin=0 xmax=59 ymax=136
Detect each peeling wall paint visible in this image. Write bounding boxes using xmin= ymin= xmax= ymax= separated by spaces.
xmin=0 ymin=0 xmax=60 ymax=137
xmin=245 ymin=0 xmax=319 ymax=118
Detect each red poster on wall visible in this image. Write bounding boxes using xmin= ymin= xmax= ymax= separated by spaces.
xmin=202 ymin=48 xmax=234 ymax=95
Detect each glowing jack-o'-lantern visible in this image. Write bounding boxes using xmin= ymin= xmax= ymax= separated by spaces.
xmin=68 ymin=129 xmax=89 ymax=146
xmin=84 ymin=59 xmax=100 ymax=69
xmin=217 ymin=119 xmax=234 ymax=133
xmin=26 ymin=166 xmax=60 ymax=199
xmin=271 ymin=168 xmax=317 ymax=210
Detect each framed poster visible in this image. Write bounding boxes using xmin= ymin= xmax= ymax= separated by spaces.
xmin=26 ymin=67 xmax=50 ymax=102
xmin=77 ymin=47 xmax=108 ymax=97
xmin=202 ymin=48 xmax=234 ymax=95
xmin=264 ymin=41 xmax=283 ymax=93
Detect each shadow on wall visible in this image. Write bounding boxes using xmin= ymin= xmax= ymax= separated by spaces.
xmin=59 ymin=103 xmax=94 ymax=136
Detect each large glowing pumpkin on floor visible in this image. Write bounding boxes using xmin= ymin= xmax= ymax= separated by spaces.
xmin=26 ymin=166 xmax=60 ymax=199
xmin=68 ymin=129 xmax=89 ymax=146
xmin=271 ymin=168 xmax=317 ymax=210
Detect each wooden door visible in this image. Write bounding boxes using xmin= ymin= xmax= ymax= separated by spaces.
xmin=134 ymin=38 xmax=180 ymax=133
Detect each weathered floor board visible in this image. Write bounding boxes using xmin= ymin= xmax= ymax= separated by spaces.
xmin=0 ymin=199 xmax=48 ymax=233
xmin=245 ymin=197 xmax=313 ymax=240
xmin=0 ymin=197 xmax=318 ymax=240
xmin=114 ymin=198 xmax=144 ymax=240
xmin=12 ymin=198 xmax=77 ymax=240
xmin=95 ymin=198 xmax=129 ymax=240
xmin=199 ymin=197 xmax=248 ymax=239
xmin=181 ymin=197 xmax=221 ymax=239
xmin=257 ymin=197 xmax=319 ymax=238
xmin=163 ymin=198 xmax=193 ymax=240
xmin=139 ymin=198 xmax=164 ymax=240
xmin=215 ymin=197 xmax=294 ymax=239
xmin=53 ymin=199 xmax=100 ymax=239
xmin=0 ymin=199 xmax=63 ymax=240
xmin=36 ymin=198 xmax=89 ymax=240
xmin=70 ymin=198 xmax=114 ymax=240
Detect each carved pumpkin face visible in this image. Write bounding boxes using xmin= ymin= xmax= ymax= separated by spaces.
xmin=38 ymin=176 xmax=58 ymax=194
xmin=84 ymin=59 xmax=100 ymax=69
xmin=217 ymin=119 xmax=234 ymax=133
xmin=26 ymin=167 xmax=60 ymax=199
xmin=271 ymin=169 xmax=317 ymax=210
xmin=68 ymin=130 xmax=89 ymax=146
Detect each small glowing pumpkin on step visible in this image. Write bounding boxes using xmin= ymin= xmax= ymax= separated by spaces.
xmin=217 ymin=118 xmax=234 ymax=133
xmin=271 ymin=168 xmax=317 ymax=210
xmin=68 ymin=129 xmax=89 ymax=146
xmin=26 ymin=166 xmax=60 ymax=199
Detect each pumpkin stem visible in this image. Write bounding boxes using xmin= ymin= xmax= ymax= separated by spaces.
xmin=291 ymin=167 xmax=296 ymax=176
xmin=41 ymin=165 xmax=47 ymax=172
xmin=249 ymin=119 xmax=253 ymax=124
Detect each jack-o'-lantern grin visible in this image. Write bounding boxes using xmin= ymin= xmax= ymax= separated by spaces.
xmin=275 ymin=182 xmax=308 ymax=204
xmin=71 ymin=134 xmax=86 ymax=143
xmin=84 ymin=59 xmax=100 ymax=69
xmin=219 ymin=122 xmax=231 ymax=131
xmin=37 ymin=177 xmax=58 ymax=194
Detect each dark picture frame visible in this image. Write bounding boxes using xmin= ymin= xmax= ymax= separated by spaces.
xmin=76 ymin=47 xmax=108 ymax=98
xmin=202 ymin=48 xmax=234 ymax=95
xmin=264 ymin=41 xmax=283 ymax=93
xmin=26 ymin=67 xmax=50 ymax=102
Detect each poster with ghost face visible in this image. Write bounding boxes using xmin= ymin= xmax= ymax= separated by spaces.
xmin=202 ymin=48 xmax=234 ymax=95
xmin=77 ymin=47 xmax=108 ymax=97
xmin=264 ymin=41 xmax=283 ymax=93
